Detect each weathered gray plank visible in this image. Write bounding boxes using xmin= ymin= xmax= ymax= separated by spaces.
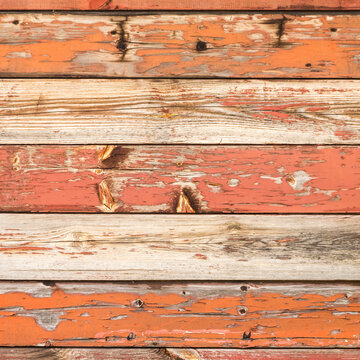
xmin=1 ymin=80 xmax=360 ymax=144
xmin=0 ymin=214 xmax=359 ymax=280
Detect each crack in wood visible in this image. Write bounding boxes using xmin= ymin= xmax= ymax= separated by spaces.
xmin=116 ymin=17 xmax=129 ymax=61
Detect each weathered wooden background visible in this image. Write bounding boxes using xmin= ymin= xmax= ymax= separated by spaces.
xmin=0 ymin=1 xmax=359 ymax=359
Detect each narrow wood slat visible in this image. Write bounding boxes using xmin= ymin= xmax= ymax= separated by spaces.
xmin=1 ymin=79 xmax=360 ymax=144
xmin=0 ymin=282 xmax=359 ymax=347
xmin=1 ymin=0 xmax=360 ymax=10
xmin=1 ymin=145 xmax=359 ymax=213
xmin=0 ymin=348 xmax=359 ymax=360
xmin=2 ymin=13 xmax=360 ymax=78
xmin=0 ymin=214 xmax=359 ymax=280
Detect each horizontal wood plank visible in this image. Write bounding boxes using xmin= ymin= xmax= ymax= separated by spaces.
xmin=0 ymin=348 xmax=359 ymax=360
xmin=1 ymin=79 xmax=360 ymax=144
xmin=2 ymin=13 xmax=360 ymax=78
xmin=1 ymin=145 xmax=359 ymax=213
xmin=0 ymin=214 xmax=359 ymax=280
xmin=2 ymin=0 xmax=360 ymax=10
xmin=0 ymin=282 xmax=359 ymax=347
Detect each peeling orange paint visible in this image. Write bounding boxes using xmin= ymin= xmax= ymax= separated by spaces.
xmin=0 ymin=283 xmax=358 ymax=347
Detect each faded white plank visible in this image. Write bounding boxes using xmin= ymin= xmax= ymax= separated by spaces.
xmin=0 ymin=80 xmax=360 ymax=144
xmin=0 ymin=214 xmax=359 ymax=280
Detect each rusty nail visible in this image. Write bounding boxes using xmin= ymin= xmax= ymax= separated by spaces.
xmin=237 ymin=306 xmax=247 ymax=315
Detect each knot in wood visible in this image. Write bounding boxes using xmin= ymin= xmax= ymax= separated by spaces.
xmin=196 ymin=40 xmax=207 ymax=51
xmin=132 ymin=299 xmax=144 ymax=308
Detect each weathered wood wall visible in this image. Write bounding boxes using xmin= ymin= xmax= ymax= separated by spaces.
xmin=1 ymin=0 xmax=359 ymax=358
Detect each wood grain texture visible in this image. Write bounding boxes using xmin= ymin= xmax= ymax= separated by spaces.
xmin=0 ymin=282 xmax=359 ymax=347
xmin=0 ymin=214 xmax=359 ymax=280
xmin=1 ymin=145 xmax=359 ymax=213
xmin=2 ymin=13 xmax=360 ymax=78
xmin=2 ymin=0 xmax=360 ymax=10
xmin=1 ymin=79 xmax=360 ymax=144
xmin=1 ymin=348 xmax=360 ymax=360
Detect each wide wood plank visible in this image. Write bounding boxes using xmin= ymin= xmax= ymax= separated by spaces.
xmin=2 ymin=13 xmax=360 ymax=78
xmin=0 ymin=214 xmax=359 ymax=280
xmin=1 ymin=79 xmax=360 ymax=144
xmin=1 ymin=145 xmax=359 ymax=213
xmin=2 ymin=0 xmax=360 ymax=10
xmin=1 ymin=282 xmax=359 ymax=347
xmin=1 ymin=348 xmax=359 ymax=360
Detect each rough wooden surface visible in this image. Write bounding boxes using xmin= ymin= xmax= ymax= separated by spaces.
xmin=1 ymin=79 xmax=360 ymax=144
xmin=1 ymin=214 xmax=359 ymax=280
xmin=2 ymin=0 xmax=360 ymax=10
xmin=1 ymin=13 xmax=360 ymax=78
xmin=0 ymin=282 xmax=359 ymax=347
xmin=1 ymin=145 xmax=359 ymax=213
xmin=1 ymin=348 xmax=360 ymax=360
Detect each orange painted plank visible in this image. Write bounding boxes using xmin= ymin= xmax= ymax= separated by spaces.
xmin=1 ymin=0 xmax=360 ymax=10
xmin=1 ymin=349 xmax=360 ymax=359
xmin=0 ymin=282 xmax=359 ymax=347
xmin=0 ymin=145 xmax=359 ymax=213
xmin=2 ymin=13 xmax=360 ymax=78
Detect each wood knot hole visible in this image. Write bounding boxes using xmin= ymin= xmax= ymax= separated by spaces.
xmin=196 ymin=40 xmax=207 ymax=51
xmin=240 ymin=285 xmax=248 ymax=292
xmin=127 ymin=332 xmax=136 ymax=341
xmin=12 ymin=20 xmax=19 ymax=25
xmin=132 ymin=299 xmax=144 ymax=308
